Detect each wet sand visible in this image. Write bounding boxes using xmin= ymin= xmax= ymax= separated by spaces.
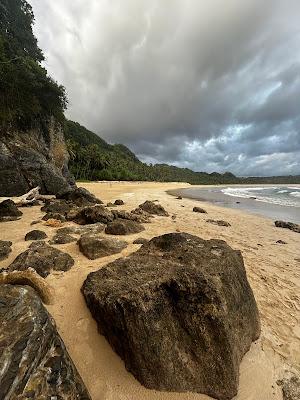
xmin=168 ymin=186 xmax=300 ymax=224
xmin=1 ymin=181 xmax=300 ymax=400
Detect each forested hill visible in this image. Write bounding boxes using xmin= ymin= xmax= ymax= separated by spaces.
xmin=64 ymin=120 xmax=300 ymax=185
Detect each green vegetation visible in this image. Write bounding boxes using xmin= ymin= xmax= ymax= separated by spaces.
xmin=65 ymin=120 xmax=300 ymax=184
xmin=0 ymin=0 xmax=67 ymax=129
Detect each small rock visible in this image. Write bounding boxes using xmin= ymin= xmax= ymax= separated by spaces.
xmin=276 ymin=240 xmax=287 ymax=244
xmin=8 ymin=241 xmax=74 ymax=278
xmin=44 ymin=219 xmax=63 ymax=228
xmin=275 ymin=221 xmax=300 ymax=233
xmin=171 ymin=215 xmax=176 ymax=220
xmin=25 ymin=230 xmax=48 ymax=241
xmin=0 ymin=240 xmax=12 ymax=261
xmin=114 ymin=199 xmax=125 ymax=205
xmin=176 ymin=196 xmax=182 ymax=200
xmin=42 ymin=212 xmax=66 ymax=222
xmin=78 ymin=235 xmax=127 ymax=259
xmin=49 ymin=233 xmax=77 ymax=245
xmin=0 ymin=199 xmax=22 ymax=222
xmin=193 ymin=206 xmax=207 ymax=214
xmin=105 ymin=219 xmax=145 ymax=235
xmin=133 ymin=238 xmax=149 ymax=245
xmin=73 ymin=205 xmax=114 ymax=225
xmin=31 ymin=219 xmax=42 ymax=225
xmin=138 ymin=200 xmax=169 ymax=216
xmin=206 ymin=219 xmax=231 ymax=227
xmin=106 ymin=202 xmax=116 ymax=207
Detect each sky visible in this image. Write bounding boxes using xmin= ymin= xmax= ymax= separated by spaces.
xmin=30 ymin=0 xmax=300 ymax=176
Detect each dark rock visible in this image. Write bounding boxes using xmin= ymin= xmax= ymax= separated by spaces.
xmin=41 ymin=198 xmax=74 ymax=215
xmin=176 ymin=196 xmax=182 ymax=200
xmin=82 ymin=232 xmax=260 ymax=399
xmin=25 ymin=230 xmax=48 ymax=241
xmin=275 ymin=221 xmax=300 ymax=233
xmin=57 ymin=222 xmax=105 ymax=236
xmin=42 ymin=212 xmax=66 ymax=222
xmin=73 ymin=205 xmax=114 ymax=225
xmin=206 ymin=219 xmax=231 ymax=227
xmin=193 ymin=206 xmax=207 ymax=214
xmin=0 ymin=284 xmax=91 ymax=399
xmin=106 ymin=202 xmax=116 ymax=207
xmin=112 ymin=209 xmax=151 ymax=224
xmin=278 ymin=375 xmax=300 ymax=400
xmin=0 ymin=240 xmax=12 ymax=261
xmin=0 ymin=199 xmax=23 ymax=219
xmin=57 ymin=187 xmax=102 ymax=207
xmin=236 ymin=201 xmax=240 ymax=204
xmin=114 ymin=199 xmax=124 ymax=205
xmin=49 ymin=233 xmax=77 ymax=245
xmin=0 ymin=120 xmax=74 ymax=196
xmin=78 ymin=235 xmax=128 ymax=260
xmin=138 ymin=200 xmax=169 ymax=216
xmin=276 ymin=240 xmax=287 ymax=244
xmin=105 ymin=219 xmax=145 ymax=235
xmin=8 ymin=241 xmax=74 ymax=278
xmin=133 ymin=237 xmax=148 ymax=245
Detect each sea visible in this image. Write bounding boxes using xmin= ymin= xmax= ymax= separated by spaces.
xmin=174 ymin=185 xmax=300 ymax=223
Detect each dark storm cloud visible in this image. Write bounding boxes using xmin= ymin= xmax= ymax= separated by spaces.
xmin=30 ymin=0 xmax=300 ymax=176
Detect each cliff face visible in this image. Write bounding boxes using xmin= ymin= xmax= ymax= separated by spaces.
xmin=0 ymin=118 xmax=75 ymax=196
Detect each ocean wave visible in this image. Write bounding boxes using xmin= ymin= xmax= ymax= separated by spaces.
xmin=277 ymin=190 xmax=288 ymax=194
xmin=290 ymin=191 xmax=300 ymax=198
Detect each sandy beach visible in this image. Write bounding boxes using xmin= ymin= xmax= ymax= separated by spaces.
xmin=1 ymin=181 xmax=300 ymax=400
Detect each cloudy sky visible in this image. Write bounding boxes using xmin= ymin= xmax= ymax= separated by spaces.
xmin=30 ymin=0 xmax=300 ymax=176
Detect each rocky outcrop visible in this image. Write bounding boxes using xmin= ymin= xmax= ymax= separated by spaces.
xmin=25 ymin=230 xmax=47 ymax=241
xmin=0 ymin=240 xmax=12 ymax=261
xmin=0 ymin=284 xmax=91 ymax=399
xmin=105 ymin=219 xmax=145 ymax=235
xmin=193 ymin=206 xmax=207 ymax=213
xmin=0 ymin=118 xmax=75 ymax=196
xmin=0 ymin=200 xmax=23 ymax=222
xmin=275 ymin=221 xmax=300 ymax=233
xmin=82 ymin=232 xmax=260 ymax=400
xmin=112 ymin=209 xmax=152 ymax=223
xmin=78 ymin=235 xmax=127 ymax=259
xmin=8 ymin=241 xmax=74 ymax=278
xmin=138 ymin=200 xmax=169 ymax=216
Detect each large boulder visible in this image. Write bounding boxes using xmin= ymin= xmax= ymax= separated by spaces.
xmin=105 ymin=219 xmax=145 ymax=235
xmin=78 ymin=235 xmax=128 ymax=260
xmin=0 ymin=240 xmax=12 ymax=261
xmin=57 ymin=187 xmax=102 ymax=207
xmin=275 ymin=220 xmax=300 ymax=233
xmin=57 ymin=222 xmax=105 ymax=236
xmin=138 ymin=200 xmax=169 ymax=216
xmin=73 ymin=205 xmax=114 ymax=225
xmin=25 ymin=230 xmax=48 ymax=241
xmin=112 ymin=209 xmax=152 ymax=224
xmin=82 ymin=232 xmax=260 ymax=400
xmin=0 ymin=199 xmax=23 ymax=222
xmin=49 ymin=232 xmax=77 ymax=245
xmin=41 ymin=198 xmax=75 ymax=215
xmin=0 ymin=119 xmax=74 ymax=196
xmin=8 ymin=241 xmax=74 ymax=278
xmin=0 ymin=284 xmax=91 ymax=399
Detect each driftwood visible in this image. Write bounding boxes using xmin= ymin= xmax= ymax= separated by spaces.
xmin=0 ymin=186 xmax=52 ymax=206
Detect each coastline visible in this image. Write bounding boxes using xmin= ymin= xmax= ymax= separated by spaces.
xmin=1 ymin=181 xmax=299 ymax=400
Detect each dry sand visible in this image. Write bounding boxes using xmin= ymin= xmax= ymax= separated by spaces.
xmin=1 ymin=181 xmax=300 ymax=400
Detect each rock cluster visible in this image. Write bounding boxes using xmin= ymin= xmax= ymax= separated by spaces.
xmin=8 ymin=241 xmax=74 ymax=278
xmin=82 ymin=232 xmax=260 ymax=400
xmin=0 ymin=284 xmax=91 ymax=399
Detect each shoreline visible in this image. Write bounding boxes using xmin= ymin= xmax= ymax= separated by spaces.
xmin=167 ymin=186 xmax=300 ymax=224
xmin=1 ymin=181 xmax=299 ymax=400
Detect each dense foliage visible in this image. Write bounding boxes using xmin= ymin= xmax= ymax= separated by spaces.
xmin=65 ymin=120 xmax=300 ymax=184
xmin=0 ymin=0 xmax=67 ymax=128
